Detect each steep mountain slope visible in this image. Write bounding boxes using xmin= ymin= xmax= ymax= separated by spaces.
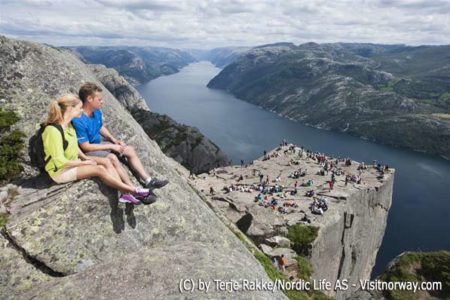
xmin=0 ymin=36 xmax=285 ymax=299
xmin=208 ymin=43 xmax=450 ymax=159
xmin=69 ymin=46 xmax=197 ymax=85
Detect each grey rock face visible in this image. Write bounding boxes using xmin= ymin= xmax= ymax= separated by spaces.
xmin=69 ymin=46 xmax=197 ymax=86
xmin=0 ymin=36 xmax=286 ymax=299
xmin=132 ymin=109 xmax=230 ymax=174
xmin=88 ymin=64 xmax=149 ymax=111
xmin=265 ymin=236 xmax=292 ymax=248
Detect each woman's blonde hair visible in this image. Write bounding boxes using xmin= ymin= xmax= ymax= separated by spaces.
xmin=43 ymin=94 xmax=81 ymax=126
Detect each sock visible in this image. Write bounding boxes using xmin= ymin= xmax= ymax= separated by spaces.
xmin=145 ymin=177 xmax=152 ymax=185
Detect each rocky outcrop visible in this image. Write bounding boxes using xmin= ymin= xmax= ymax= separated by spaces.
xmin=207 ymin=42 xmax=450 ymax=159
xmin=69 ymin=46 xmax=197 ymax=86
xmin=192 ymin=146 xmax=394 ymax=299
xmin=89 ymin=63 xmax=230 ymax=174
xmin=88 ymin=64 xmax=149 ymax=111
xmin=377 ymin=251 xmax=450 ymax=299
xmin=132 ymin=109 xmax=230 ymax=174
xmin=310 ymin=172 xmax=393 ymax=299
xmin=0 ymin=36 xmax=286 ymax=299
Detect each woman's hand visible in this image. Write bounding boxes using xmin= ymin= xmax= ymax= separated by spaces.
xmin=82 ymin=159 xmax=97 ymax=165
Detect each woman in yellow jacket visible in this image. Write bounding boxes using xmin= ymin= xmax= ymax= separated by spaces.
xmin=42 ymin=94 xmax=149 ymax=204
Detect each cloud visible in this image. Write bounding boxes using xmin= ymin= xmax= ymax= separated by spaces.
xmin=0 ymin=0 xmax=448 ymax=48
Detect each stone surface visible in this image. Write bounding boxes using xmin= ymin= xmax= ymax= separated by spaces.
xmin=265 ymin=236 xmax=292 ymax=248
xmin=88 ymin=64 xmax=149 ymax=111
xmin=69 ymin=46 xmax=196 ymax=86
xmin=0 ymin=36 xmax=286 ymax=299
xmin=260 ymin=244 xmax=273 ymax=256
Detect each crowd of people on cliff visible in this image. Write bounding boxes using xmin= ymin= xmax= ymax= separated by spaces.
xmin=211 ymin=140 xmax=391 ymax=223
xmin=32 ymin=83 xmax=169 ymax=206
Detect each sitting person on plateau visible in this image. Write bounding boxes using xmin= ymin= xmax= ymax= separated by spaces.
xmin=72 ymin=82 xmax=168 ymax=190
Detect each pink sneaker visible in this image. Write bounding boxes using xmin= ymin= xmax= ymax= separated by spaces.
xmin=119 ymin=193 xmax=140 ymax=205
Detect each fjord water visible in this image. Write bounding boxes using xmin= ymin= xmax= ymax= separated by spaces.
xmin=138 ymin=61 xmax=450 ymax=277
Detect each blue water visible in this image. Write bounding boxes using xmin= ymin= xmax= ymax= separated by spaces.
xmin=138 ymin=61 xmax=450 ymax=277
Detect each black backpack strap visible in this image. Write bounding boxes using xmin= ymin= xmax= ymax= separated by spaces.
xmin=48 ymin=124 xmax=68 ymax=150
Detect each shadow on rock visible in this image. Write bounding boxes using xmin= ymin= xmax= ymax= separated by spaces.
xmin=236 ymin=213 xmax=253 ymax=234
xmin=16 ymin=173 xmax=54 ymax=190
xmin=125 ymin=203 xmax=136 ymax=228
xmin=95 ymin=179 xmax=125 ymax=234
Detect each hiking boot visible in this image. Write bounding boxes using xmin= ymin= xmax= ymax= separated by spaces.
xmin=119 ymin=193 xmax=140 ymax=205
xmin=140 ymin=192 xmax=157 ymax=205
xmin=133 ymin=187 xmax=150 ymax=199
xmin=145 ymin=178 xmax=169 ymax=190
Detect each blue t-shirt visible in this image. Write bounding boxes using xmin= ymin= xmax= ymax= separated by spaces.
xmin=72 ymin=110 xmax=103 ymax=144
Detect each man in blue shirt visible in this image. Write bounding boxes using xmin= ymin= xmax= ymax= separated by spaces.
xmin=72 ymin=82 xmax=168 ymax=191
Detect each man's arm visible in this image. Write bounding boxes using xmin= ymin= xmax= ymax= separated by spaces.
xmin=78 ymin=140 xmax=122 ymax=153
xmin=100 ymin=126 xmax=126 ymax=146
xmin=100 ymin=125 xmax=117 ymax=143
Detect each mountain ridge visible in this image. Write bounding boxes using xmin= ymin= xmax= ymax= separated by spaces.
xmin=207 ymin=42 xmax=450 ymax=159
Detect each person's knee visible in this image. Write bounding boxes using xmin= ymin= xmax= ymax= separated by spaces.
xmin=123 ymin=145 xmax=136 ymax=157
xmin=96 ymin=165 xmax=107 ymax=175
xmin=107 ymin=154 xmax=120 ymax=166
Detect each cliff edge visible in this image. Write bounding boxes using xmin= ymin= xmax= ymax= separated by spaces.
xmin=192 ymin=146 xmax=394 ymax=299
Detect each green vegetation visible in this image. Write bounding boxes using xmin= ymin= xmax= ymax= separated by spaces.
xmin=378 ymin=78 xmax=401 ymax=92
xmin=296 ymin=256 xmax=313 ymax=281
xmin=437 ymin=92 xmax=450 ymax=109
xmin=0 ymin=108 xmax=20 ymax=131
xmin=0 ymin=214 xmax=8 ymax=227
xmin=379 ymin=251 xmax=450 ymax=300
xmin=287 ymin=224 xmax=319 ymax=255
xmin=0 ymin=109 xmax=25 ymax=183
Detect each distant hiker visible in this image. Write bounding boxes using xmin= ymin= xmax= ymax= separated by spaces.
xmin=279 ymin=254 xmax=287 ymax=272
xmin=41 ymin=94 xmax=150 ymax=204
xmin=209 ymin=186 xmax=215 ymax=195
xmin=272 ymin=257 xmax=279 ymax=269
xmin=72 ymin=82 xmax=168 ymax=191
xmin=240 ymin=159 xmax=244 ymax=167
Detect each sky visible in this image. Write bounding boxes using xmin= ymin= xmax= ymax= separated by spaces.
xmin=0 ymin=0 xmax=449 ymax=49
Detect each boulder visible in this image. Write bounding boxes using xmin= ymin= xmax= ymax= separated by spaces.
xmin=265 ymin=236 xmax=291 ymax=248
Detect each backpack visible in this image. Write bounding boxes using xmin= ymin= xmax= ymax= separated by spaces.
xmin=29 ymin=124 xmax=68 ymax=172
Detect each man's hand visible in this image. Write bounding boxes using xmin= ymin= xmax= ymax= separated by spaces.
xmin=111 ymin=137 xmax=126 ymax=146
xmin=111 ymin=144 xmax=125 ymax=154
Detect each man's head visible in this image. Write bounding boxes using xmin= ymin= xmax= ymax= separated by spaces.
xmin=79 ymin=82 xmax=103 ymax=109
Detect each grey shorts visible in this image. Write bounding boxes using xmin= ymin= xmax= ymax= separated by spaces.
xmin=85 ymin=150 xmax=112 ymax=157
xmin=85 ymin=142 xmax=112 ymax=157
